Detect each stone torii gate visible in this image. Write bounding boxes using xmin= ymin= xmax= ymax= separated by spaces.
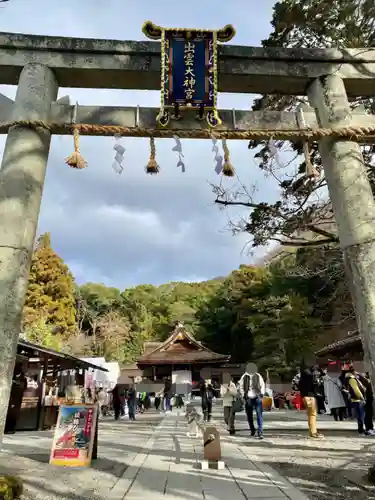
xmin=1 ymin=29 xmax=375 ymax=437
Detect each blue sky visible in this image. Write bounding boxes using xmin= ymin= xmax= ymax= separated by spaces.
xmin=0 ymin=0 xmax=280 ymax=289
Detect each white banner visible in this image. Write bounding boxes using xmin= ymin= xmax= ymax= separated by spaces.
xmin=172 ymin=370 xmax=192 ymax=395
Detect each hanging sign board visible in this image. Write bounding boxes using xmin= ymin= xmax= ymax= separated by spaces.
xmin=49 ymin=403 xmax=98 ymax=467
xmin=142 ymin=21 xmax=235 ymax=128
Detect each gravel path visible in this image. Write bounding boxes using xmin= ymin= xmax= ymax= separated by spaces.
xmin=0 ymin=412 xmax=162 ymax=500
xmin=2 ymin=406 xmax=375 ymax=500
xmin=227 ymin=410 xmax=375 ymax=500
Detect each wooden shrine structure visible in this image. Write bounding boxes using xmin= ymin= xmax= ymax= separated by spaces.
xmin=137 ymin=322 xmax=230 ymax=386
xmin=2 ymin=22 xmax=375 ymax=434
xmin=315 ymin=330 xmax=363 ymax=363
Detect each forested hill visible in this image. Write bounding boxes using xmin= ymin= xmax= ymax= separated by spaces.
xmin=23 ymin=233 xmax=354 ymax=379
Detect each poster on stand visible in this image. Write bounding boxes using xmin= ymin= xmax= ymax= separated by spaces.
xmin=49 ymin=403 xmax=98 ymax=467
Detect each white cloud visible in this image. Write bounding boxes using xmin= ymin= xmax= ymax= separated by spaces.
xmin=0 ymin=0 xmax=279 ymax=288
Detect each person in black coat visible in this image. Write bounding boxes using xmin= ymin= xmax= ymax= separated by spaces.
xmin=313 ymin=366 xmax=325 ymax=414
xmin=200 ymin=380 xmax=215 ymax=422
xmin=339 ymin=368 xmax=352 ymax=419
xmin=127 ymin=386 xmax=137 ymax=421
xmin=111 ymin=384 xmax=122 ymax=420
xmin=359 ymin=372 xmax=374 ymax=434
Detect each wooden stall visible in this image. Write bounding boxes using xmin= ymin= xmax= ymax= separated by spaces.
xmin=6 ymin=339 xmax=107 ymax=433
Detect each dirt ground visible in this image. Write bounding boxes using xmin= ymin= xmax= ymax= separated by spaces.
xmin=230 ymin=409 xmax=375 ymax=500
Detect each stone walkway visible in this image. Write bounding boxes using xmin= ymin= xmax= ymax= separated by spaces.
xmin=110 ymin=411 xmax=309 ymax=500
xmin=0 ymin=409 xmax=310 ymax=500
xmin=0 ymin=413 xmax=162 ymax=500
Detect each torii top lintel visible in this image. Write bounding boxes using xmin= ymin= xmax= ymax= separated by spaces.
xmin=0 ymin=31 xmax=374 ymax=96
xmin=142 ymin=21 xmax=236 ymax=43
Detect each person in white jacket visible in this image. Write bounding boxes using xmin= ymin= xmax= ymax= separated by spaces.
xmin=239 ymin=363 xmax=266 ymax=439
xmin=220 ymin=373 xmax=238 ymax=435
xmin=322 ymin=369 xmax=346 ymax=421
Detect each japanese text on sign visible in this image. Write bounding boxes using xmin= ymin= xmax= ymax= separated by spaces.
xmin=72 ymin=411 xmax=80 ymax=447
xmin=208 ymin=39 xmax=214 ymax=103
xmin=84 ymin=407 xmax=93 ymax=436
xmin=183 ymin=42 xmax=196 ymax=101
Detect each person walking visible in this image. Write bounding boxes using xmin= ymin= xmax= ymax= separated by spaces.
xmin=220 ymin=373 xmax=238 ymax=435
xmin=163 ymin=379 xmax=173 ymax=412
xmin=111 ymin=384 xmax=122 ymax=421
xmin=200 ymin=379 xmax=215 ymax=422
xmin=362 ymin=373 xmax=375 ymax=435
xmin=127 ymin=386 xmax=136 ymax=421
xmin=313 ymin=367 xmax=326 ymax=414
xmin=339 ymin=366 xmax=352 ymax=419
xmin=239 ymin=363 xmax=265 ymax=439
xmin=154 ymin=391 xmax=161 ymax=411
xmin=322 ymin=368 xmax=346 ymax=421
xmin=299 ymin=364 xmax=323 ymax=439
xmin=96 ymin=387 xmax=108 ymax=418
xmin=346 ymin=367 xmax=367 ymax=434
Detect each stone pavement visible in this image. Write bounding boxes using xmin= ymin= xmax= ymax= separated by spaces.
xmin=0 ymin=412 xmax=163 ymax=500
xmin=0 ymin=408 xmax=311 ymax=500
xmin=109 ymin=411 xmax=310 ymax=500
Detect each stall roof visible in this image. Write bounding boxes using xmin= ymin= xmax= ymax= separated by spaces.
xmin=18 ymin=339 xmax=108 ymax=372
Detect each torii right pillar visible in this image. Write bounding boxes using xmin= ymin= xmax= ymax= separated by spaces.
xmin=308 ymin=74 xmax=375 ymax=380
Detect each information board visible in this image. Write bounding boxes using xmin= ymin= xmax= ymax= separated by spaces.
xmin=49 ymin=403 xmax=98 ymax=467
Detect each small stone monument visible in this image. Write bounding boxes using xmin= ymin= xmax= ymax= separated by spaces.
xmin=200 ymin=425 xmax=224 ymax=470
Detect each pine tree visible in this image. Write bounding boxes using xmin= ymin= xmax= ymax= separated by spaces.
xmin=23 ymin=233 xmax=76 ymax=337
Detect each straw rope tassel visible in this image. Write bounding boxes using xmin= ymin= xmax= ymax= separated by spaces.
xmin=303 ymin=141 xmax=320 ymax=178
xmin=146 ymin=136 xmax=160 ymax=174
xmin=65 ymin=126 xmax=88 ymax=169
xmin=221 ymin=139 xmax=235 ymax=177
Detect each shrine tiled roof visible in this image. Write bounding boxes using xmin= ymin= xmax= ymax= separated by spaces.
xmin=315 ymin=334 xmax=362 ymax=357
xmin=137 ymin=323 xmax=230 ymax=365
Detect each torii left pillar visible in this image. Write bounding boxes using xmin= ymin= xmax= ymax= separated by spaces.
xmin=0 ymin=63 xmax=58 ymax=443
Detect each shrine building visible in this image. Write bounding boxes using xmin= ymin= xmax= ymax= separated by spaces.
xmin=119 ymin=322 xmax=240 ymax=392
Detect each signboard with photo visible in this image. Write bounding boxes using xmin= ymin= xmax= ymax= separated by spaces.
xmin=50 ymin=403 xmax=98 ymax=467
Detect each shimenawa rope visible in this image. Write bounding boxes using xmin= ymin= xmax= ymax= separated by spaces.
xmin=6 ymin=120 xmax=375 ymax=176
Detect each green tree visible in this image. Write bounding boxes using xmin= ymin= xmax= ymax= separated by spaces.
xmin=196 ymin=263 xmax=324 ymax=374
xmin=79 ymin=283 xmax=121 ymax=316
xmin=24 ymin=317 xmax=63 ymax=351
xmin=215 ymin=0 xmax=375 ymax=249
xmin=196 ymin=266 xmax=271 ymax=361
xmin=24 ymin=233 xmax=76 ymax=337
xmin=250 ymin=294 xmax=320 ymax=378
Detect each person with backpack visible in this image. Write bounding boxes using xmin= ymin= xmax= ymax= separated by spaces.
xmin=345 ymin=366 xmax=367 ymax=434
xmin=239 ymin=363 xmax=265 ymax=439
